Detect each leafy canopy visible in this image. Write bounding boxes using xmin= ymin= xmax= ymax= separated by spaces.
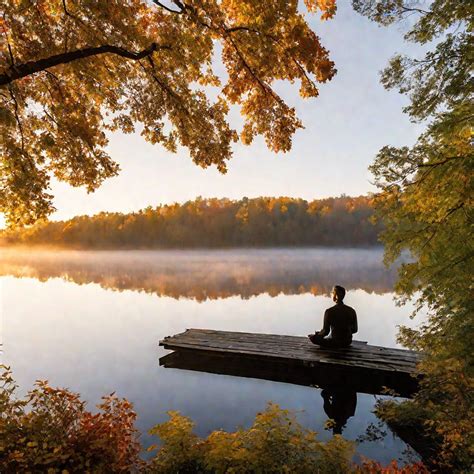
xmin=1 ymin=0 xmax=337 ymax=226
xmin=353 ymin=0 xmax=473 ymax=469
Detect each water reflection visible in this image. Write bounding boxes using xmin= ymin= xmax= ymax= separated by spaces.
xmin=1 ymin=248 xmax=422 ymax=465
xmin=321 ymin=389 xmax=357 ymax=435
xmin=158 ymin=350 xmax=421 ymax=458
xmin=0 ymin=248 xmax=397 ymax=300
xmin=159 ymin=348 xmax=418 ymax=399
xmin=160 ymin=350 xmax=363 ymax=436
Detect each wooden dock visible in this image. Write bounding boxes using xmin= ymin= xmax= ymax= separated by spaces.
xmin=159 ymin=329 xmax=421 ymax=397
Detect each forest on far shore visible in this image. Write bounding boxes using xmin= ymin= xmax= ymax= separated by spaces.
xmin=0 ymin=196 xmax=381 ymax=249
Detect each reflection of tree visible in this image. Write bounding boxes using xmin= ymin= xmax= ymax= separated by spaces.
xmin=0 ymin=249 xmax=398 ymax=301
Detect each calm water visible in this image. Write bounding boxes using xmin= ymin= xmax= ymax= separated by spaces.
xmin=0 ymin=248 xmax=422 ymax=464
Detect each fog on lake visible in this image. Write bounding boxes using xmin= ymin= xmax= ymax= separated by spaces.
xmin=1 ymin=248 xmax=423 ymax=465
xmin=0 ymin=247 xmax=398 ymax=299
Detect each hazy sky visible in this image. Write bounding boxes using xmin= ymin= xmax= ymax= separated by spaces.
xmin=17 ymin=3 xmax=426 ymax=223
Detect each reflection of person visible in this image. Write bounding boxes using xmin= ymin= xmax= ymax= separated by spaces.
xmin=321 ymin=388 xmax=357 ymax=435
xmin=308 ymin=285 xmax=358 ymax=348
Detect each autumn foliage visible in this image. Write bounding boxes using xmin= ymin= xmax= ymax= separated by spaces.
xmin=147 ymin=403 xmax=355 ymax=473
xmin=1 ymin=0 xmax=337 ymax=226
xmin=355 ymin=460 xmax=428 ymax=474
xmin=1 ymin=367 xmax=428 ymax=473
xmin=0 ymin=195 xmax=380 ymax=248
xmin=353 ymin=1 xmax=473 ymax=470
xmin=0 ymin=366 xmax=142 ymax=472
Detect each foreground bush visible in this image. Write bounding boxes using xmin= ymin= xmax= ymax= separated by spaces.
xmin=0 ymin=366 xmax=142 ymax=472
xmin=147 ymin=403 xmax=354 ymax=473
xmin=147 ymin=406 xmax=428 ymax=474
xmin=1 ymin=367 xmax=427 ymax=473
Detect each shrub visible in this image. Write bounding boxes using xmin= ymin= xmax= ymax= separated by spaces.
xmin=1 ymin=367 xmax=428 ymax=473
xmin=147 ymin=402 xmax=355 ymax=473
xmin=0 ymin=366 xmax=142 ymax=472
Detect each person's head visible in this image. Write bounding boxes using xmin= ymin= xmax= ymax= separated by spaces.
xmin=332 ymin=285 xmax=346 ymax=303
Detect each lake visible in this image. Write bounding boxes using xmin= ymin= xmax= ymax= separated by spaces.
xmin=0 ymin=247 xmax=423 ymax=465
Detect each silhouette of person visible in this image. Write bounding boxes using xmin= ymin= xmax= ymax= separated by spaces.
xmin=308 ymin=285 xmax=358 ymax=348
xmin=321 ymin=388 xmax=357 ymax=435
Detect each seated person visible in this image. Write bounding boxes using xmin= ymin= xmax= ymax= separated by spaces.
xmin=308 ymin=285 xmax=357 ymax=348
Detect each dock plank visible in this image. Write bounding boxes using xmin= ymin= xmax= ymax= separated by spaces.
xmin=160 ymin=328 xmax=421 ymax=375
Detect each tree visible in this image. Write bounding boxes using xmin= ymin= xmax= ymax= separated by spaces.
xmin=0 ymin=195 xmax=381 ymax=248
xmin=352 ymin=1 xmax=473 ymax=469
xmin=0 ymin=0 xmax=337 ymax=226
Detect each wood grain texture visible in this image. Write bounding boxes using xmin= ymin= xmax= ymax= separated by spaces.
xmin=160 ymin=328 xmax=421 ymax=375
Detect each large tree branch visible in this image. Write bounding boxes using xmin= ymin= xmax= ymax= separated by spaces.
xmin=400 ymin=6 xmax=430 ymax=16
xmin=0 ymin=43 xmax=170 ymax=86
xmin=224 ymin=33 xmax=274 ymax=98
xmin=8 ymin=86 xmax=24 ymax=151
xmin=152 ymin=0 xmax=183 ymax=14
xmin=417 ymin=156 xmax=462 ymax=168
xmin=226 ymin=25 xmax=319 ymax=91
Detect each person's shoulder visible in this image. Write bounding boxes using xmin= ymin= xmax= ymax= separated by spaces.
xmin=343 ymin=304 xmax=356 ymax=314
xmin=326 ymin=304 xmax=339 ymax=313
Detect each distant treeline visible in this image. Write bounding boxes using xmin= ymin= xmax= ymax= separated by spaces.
xmin=1 ymin=196 xmax=382 ymax=248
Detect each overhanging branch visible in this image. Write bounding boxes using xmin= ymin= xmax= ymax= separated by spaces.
xmin=152 ymin=0 xmax=183 ymax=14
xmin=0 ymin=42 xmax=170 ymax=86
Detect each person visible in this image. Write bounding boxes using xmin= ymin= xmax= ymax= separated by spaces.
xmin=308 ymin=285 xmax=357 ymax=348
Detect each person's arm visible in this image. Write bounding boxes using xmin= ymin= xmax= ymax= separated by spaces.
xmin=317 ymin=309 xmax=331 ymax=337
xmin=351 ymin=309 xmax=358 ymax=334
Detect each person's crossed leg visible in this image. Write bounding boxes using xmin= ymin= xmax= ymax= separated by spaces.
xmin=308 ymin=333 xmax=349 ymax=348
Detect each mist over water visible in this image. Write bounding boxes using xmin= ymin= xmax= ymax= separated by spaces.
xmin=1 ymin=248 xmax=422 ymax=465
xmin=0 ymin=247 xmax=397 ymax=300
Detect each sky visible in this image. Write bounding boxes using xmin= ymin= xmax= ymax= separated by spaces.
xmin=10 ymin=2 xmax=426 ymax=223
